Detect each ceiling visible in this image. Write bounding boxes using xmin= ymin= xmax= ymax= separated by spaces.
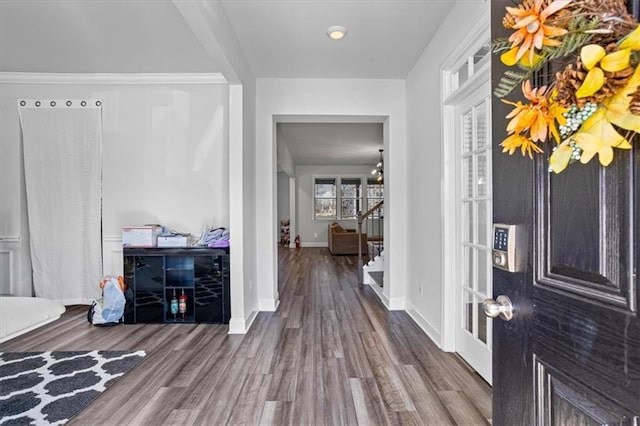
xmin=219 ymin=0 xmax=455 ymax=79
xmin=0 ymin=0 xmax=456 ymax=78
xmin=278 ymin=123 xmax=383 ymax=166
xmin=0 ymin=0 xmax=457 ymax=166
xmin=0 ymin=0 xmax=219 ymax=73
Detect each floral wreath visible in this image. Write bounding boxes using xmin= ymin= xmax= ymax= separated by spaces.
xmin=492 ymin=0 xmax=640 ymax=173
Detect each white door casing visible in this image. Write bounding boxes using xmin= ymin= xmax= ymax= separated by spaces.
xmin=454 ymin=84 xmax=493 ymax=384
xmin=439 ymin=12 xmax=491 ymax=382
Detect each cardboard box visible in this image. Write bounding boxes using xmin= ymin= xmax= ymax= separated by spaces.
xmin=122 ymin=225 xmax=162 ymax=247
xmin=157 ymin=235 xmax=189 ymax=248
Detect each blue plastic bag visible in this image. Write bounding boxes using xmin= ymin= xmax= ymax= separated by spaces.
xmin=88 ymin=276 xmax=126 ymax=325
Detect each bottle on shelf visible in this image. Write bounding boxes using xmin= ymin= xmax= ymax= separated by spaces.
xmin=179 ymin=289 xmax=187 ymax=320
xmin=170 ymin=289 xmax=178 ymax=320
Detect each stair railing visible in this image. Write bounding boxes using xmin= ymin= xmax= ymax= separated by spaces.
xmin=357 ymin=200 xmax=384 ymax=284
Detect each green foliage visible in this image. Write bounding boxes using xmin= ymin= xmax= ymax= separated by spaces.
xmin=491 ymin=38 xmax=513 ymax=53
xmin=493 ymin=70 xmax=530 ymax=99
xmin=544 ymin=33 xmax=595 ymax=62
xmin=539 ymin=17 xmax=598 ymax=61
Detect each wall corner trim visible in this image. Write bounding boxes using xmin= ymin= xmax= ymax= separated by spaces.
xmin=0 ymin=72 xmax=227 ymax=85
xmin=228 ymin=309 xmax=259 ymax=334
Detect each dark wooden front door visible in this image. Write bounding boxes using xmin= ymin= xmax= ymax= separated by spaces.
xmin=490 ymin=1 xmax=640 ymax=424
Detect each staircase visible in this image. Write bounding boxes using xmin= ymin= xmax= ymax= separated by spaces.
xmin=363 ymin=251 xmax=384 ymax=286
xmin=357 ymin=201 xmax=383 ymax=286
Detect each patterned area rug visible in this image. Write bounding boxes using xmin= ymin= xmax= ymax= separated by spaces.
xmin=0 ymin=350 xmax=146 ymax=425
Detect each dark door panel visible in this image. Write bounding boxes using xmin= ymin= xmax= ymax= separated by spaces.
xmin=535 ymin=150 xmax=635 ymax=311
xmin=535 ymin=359 xmax=636 ymax=425
xmin=491 ymin=0 xmax=639 ymax=423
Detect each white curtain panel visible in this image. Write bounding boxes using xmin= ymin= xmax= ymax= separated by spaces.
xmin=18 ymin=100 xmax=103 ymax=304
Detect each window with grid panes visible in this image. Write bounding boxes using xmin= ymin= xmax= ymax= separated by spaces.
xmin=340 ymin=178 xmax=362 ymax=219
xmin=314 ymin=178 xmax=337 ymax=219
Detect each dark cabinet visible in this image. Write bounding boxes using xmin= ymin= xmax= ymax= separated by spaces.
xmin=123 ymin=247 xmax=230 ymax=324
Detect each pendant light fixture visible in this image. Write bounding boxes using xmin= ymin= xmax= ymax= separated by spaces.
xmin=371 ymin=149 xmax=383 ymax=183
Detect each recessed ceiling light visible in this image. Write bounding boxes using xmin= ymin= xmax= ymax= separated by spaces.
xmin=327 ymin=25 xmax=347 ymax=40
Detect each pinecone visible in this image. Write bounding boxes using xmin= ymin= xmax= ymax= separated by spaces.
xmin=630 ymin=88 xmax=640 ymax=116
xmin=601 ymin=68 xmax=634 ymax=98
xmin=597 ymin=44 xmax=634 ymax=101
xmin=555 ymin=60 xmax=588 ymax=107
xmin=573 ymin=0 xmax=637 ymax=46
xmin=555 ymin=56 xmax=634 ymax=108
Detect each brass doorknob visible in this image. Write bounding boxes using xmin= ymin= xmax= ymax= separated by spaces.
xmin=482 ymin=295 xmax=514 ymax=321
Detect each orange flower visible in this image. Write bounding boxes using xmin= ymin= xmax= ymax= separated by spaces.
xmin=502 ymin=81 xmax=557 ymax=142
xmin=505 ymin=0 xmax=570 ymax=63
xmin=500 ymin=134 xmax=544 ymax=159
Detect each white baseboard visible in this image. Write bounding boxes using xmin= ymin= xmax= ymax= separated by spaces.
xmin=259 ymin=297 xmax=280 ymax=312
xmin=388 ymin=297 xmax=406 ymax=311
xmin=300 ymin=242 xmax=328 ymax=248
xmin=228 ymin=309 xmax=259 ymax=334
xmin=405 ymin=300 xmax=442 ymax=348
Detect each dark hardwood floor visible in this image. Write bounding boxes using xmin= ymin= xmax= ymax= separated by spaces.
xmin=1 ymin=247 xmax=492 ymax=425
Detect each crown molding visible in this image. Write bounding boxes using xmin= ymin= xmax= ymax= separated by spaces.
xmin=0 ymin=72 xmax=227 ymax=85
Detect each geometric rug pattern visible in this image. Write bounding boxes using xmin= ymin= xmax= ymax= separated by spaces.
xmin=0 ymin=350 xmax=146 ymax=425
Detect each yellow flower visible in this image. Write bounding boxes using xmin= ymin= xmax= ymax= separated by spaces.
xmin=619 ymin=24 xmax=640 ymax=50
xmin=500 ymin=46 xmax=543 ymax=67
xmin=501 ymin=134 xmax=544 ymax=159
xmin=505 ymin=0 xmax=570 ymax=63
xmin=572 ymin=108 xmax=632 ymax=166
xmin=548 ymin=92 xmax=568 ymax=143
xmin=549 ymin=141 xmax=573 ymax=174
xmin=605 ymin=64 xmax=640 ymax=132
xmin=576 ymin=44 xmax=632 ymax=98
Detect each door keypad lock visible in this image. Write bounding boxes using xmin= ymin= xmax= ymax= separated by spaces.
xmin=493 ymin=224 xmax=518 ymax=272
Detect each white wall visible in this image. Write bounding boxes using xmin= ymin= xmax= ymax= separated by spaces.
xmin=404 ymin=0 xmax=490 ymax=346
xmin=295 ymin=165 xmax=371 ymax=246
xmin=276 ymin=132 xmax=295 ymax=177
xmin=0 ymin=74 xmax=229 ymax=296
xmin=277 ymin=171 xmax=290 ymax=230
xmin=255 ymin=78 xmax=407 ymax=311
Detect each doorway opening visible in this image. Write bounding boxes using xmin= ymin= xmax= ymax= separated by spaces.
xmin=273 ymin=115 xmax=388 ymax=302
